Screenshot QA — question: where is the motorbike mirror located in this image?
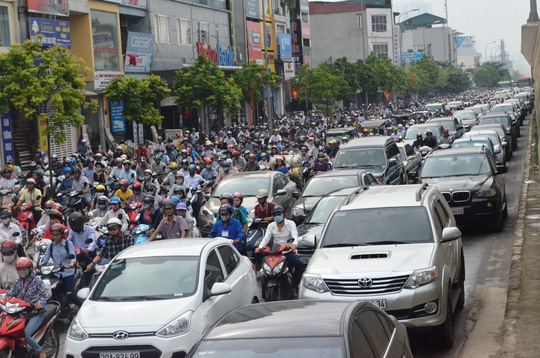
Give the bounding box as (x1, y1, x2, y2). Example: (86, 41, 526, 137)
(292, 192, 299, 199)
(117, 214, 123, 220)
(12, 232, 20, 237)
(85, 238, 94, 244)
(65, 254, 75, 260)
(36, 195, 42, 200)
(287, 238, 295, 243)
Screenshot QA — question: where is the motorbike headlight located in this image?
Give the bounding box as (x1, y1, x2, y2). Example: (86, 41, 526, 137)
(302, 274, 329, 293)
(404, 266, 438, 289)
(263, 263, 272, 276)
(68, 318, 88, 341)
(40, 265, 53, 275)
(475, 188, 497, 198)
(274, 261, 284, 273)
(156, 311, 192, 338)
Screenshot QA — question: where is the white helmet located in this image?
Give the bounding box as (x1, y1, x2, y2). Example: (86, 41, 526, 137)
(255, 189, 269, 198)
(106, 218, 122, 228)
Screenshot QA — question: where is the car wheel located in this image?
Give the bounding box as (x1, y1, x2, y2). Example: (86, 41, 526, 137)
(490, 207, 504, 233)
(512, 139, 517, 151)
(431, 290, 455, 349)
(502, 195, 508, 219)
(456, 254, 465, 309)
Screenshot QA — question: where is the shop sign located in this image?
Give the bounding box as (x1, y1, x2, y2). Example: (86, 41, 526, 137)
(28, 0, 68, 16)
(37, 114, 48, 152)
(279, 33, 292, 61)
(283, 61, 295, 80)
(102, 0, 147, 9)
(245, 0, 260, 19)
(94, 72, 124, 91)
(29, 18, 71, 48)
(392, 25, 400, 66)
(196, 43, 235, 67)
(125, 32, 154, 73)
(247, 21, 263, 65)
(1, 112, 14, 164)
(110, 102, 125, 133)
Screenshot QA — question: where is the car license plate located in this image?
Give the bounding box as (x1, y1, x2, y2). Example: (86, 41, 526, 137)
(99, 352, 140, 358)
(452, 207, 465, 215)
(366, 299, 387, 309)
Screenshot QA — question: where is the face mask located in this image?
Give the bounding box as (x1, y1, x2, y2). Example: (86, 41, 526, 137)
(145, 203, 153, 209)
(177, 211, 186, 217)
(224, 168, 230, 172)
(221, 215, 230, 222)
(1, 218, 9, 226)
(206, 165, 212, 170)
(18, 269, 29, 279)
(4, 254, 16, 264)
(144, 175, 151, 181)
(274, 215, 284, 224)
(189, 172, 195, 177)
(176, 178, 184, 184)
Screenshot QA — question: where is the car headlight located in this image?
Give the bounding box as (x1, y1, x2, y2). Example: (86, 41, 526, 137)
(263, 263, 272, 276)
(156, 311, 192, 338)
(475, 188, 497, 198)
(404, 266, 438, 289)
(302, 274, 329, 293)
(68, 318, 88, 341)
(292, 207, 305, 218)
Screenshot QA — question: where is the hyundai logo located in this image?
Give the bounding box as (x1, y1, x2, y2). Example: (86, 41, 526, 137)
(358, 278, 373, 288)
(112, 331, 129, 340)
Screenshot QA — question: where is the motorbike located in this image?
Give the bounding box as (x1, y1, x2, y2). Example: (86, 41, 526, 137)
(260, 239, 295, 302)
(0, 293, 60, 357)
(0, 188, 14, 207)
(57, 190, 86, 217)
(132, 224, 152, 245)
(125, 201, 142, 230)
(243, 218, 267, 263)
(16, 202, 36, 249)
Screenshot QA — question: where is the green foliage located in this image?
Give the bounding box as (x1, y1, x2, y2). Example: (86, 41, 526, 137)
(291, 63, 342, 104)
(173, 54, 242, 119)
(409, 56, 448, 95)
(0, 39, 96, 144)
(105, 75, 170, 127)
(328, 57, 359, 101)
(472, 62, 510, 88)
(233, 62, 280, 106)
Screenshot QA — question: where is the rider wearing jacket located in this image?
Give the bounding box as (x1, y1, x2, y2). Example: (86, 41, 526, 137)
(98, 197, 129, 232)
(0, 240, 19, 289)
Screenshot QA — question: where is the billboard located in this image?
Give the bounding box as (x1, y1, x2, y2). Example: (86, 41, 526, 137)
(28, 0, 68, 16)
(279, 33, 292, 61)
(29, 18, 71, 49)
(247, 21, 263, 65)
(110, 102, 126, 133)
(125, 32, 154, 73)
(245, 0, 260, 19)
(401, 51, 424, 64)
(456, 36, 475, 56)
(1, 112, 14, 164)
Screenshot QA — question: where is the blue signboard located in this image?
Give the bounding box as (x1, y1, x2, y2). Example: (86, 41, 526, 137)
(401, 51, 424, 64)
(279, 34, 292, 61)
(29, 18, 71, 48)
(125, 32, 154, 73)
(1, 112, 14, 164)
(110, 102, 126, 133)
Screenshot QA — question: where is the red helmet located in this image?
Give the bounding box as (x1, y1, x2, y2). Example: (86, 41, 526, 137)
(52, 203, 64, 212)
(44, 200, 55, 207)
(132, 182, 142, 191)
(119, 179, 129, 186)
(49, 209, 64, 221)
(443, 129, 449, 134)
(1, 240, 16, 253)
(233, 192, 243, 200)
(15, 257, 33, 269)
(248, 154, 256, 160)
(204, 159, 212, 165)
(50, 223, 64, 234)
(232, 150, 239, 156)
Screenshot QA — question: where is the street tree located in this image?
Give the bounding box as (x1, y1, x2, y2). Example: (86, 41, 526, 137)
(473, 65, 500, 88)
(328, 57, 359, 102)
(173, 54, 242, 130)
(410, 56, 448, 95)
(232, 62, 280, 114)
(291, 63, 342, 111)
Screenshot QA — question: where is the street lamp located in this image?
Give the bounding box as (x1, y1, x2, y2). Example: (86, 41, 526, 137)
(484, 41, 497, 64)
(422, 21, 442, 57)
(491, 46, 501, 62)
(398, 9, 419, 25)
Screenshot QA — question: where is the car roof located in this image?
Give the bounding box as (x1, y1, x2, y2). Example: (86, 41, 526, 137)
(428, 147, 488, 157)
(455, 136, 491, 142)
(340, 136, 393, 148)
(480, 112, 509, 119)
(466, 129, 499, 136)
(338, 184, 431, 210)
(220, 171, 274, 180)
(203, 300, 361, 340)
(316, 169, 369, 177)
(116, 238, 225, 259)
(327, 186, 364, 196)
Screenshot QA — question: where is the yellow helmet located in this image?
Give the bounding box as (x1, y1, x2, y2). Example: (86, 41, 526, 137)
(169, 162, 178, 169)
(95, 184, 106, 191)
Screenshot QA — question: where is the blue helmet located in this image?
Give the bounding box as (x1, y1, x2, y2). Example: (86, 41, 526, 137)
(109, 196, 121, 205)
(170, 196, 180, 205)
(62, 167, 72, 175)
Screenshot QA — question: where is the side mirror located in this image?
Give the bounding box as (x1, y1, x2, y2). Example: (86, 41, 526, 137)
(442, 227, 461, 242)
(301, 234, 316, 248)
(36, 195, 42, 201)
(85, 238, 94, 244)
(292, 192, 299, 199)
(65, 254, 75, 260)
(210, 282, 232, 297)
(388, 158, 397, 167)
(275, 189, 287, 196)
(494, 149, 501, 155)
(118, 214, 123, 220)
(77, 287, 90, 300)
(12, 232, 20, 237)
(496, 165, 508, 174)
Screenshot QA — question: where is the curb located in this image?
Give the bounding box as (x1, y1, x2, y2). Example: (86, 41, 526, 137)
(500, 115, 534, 357)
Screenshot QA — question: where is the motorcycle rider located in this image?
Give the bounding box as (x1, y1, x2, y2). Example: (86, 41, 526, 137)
(311, 153, 330, 174)
(41, 209, 67, 241)
(0, 166, 19, 201)
(254, 189, 275, 224)
(8, 257, 47, 358)
(0, 240, 19, 289)
(243, 154, 260, 172)
(200, 159, 217, 183)
(423, 130, 438, 149)
(232, 151, 246, 169)
(138, 195, 161, 227)
(67, 212, 97, 284)
(412, 133, 424, 150)
(184, 164, 205, 189)
(439, 129, 452, 146)
(91, 161, 108, 186)
(273, 156, 290, 176)
(255, 205, 303, 297)
(36, 200, 55, 236)
(0, 209, 22, 250)
(113, 179, 133, 205)
(141, 169, 161, 194)
(72, 167, 91, 210)
(41, 223, 82, 309)
(87, 218, 134, 272)
(17, 178, 43, 222)
(148, 199, 187, 241)
(232, 193, 249, 219)
(215, 161, 234, 185)
(259, 153, 270, 170)
(98, 197, 129, 232)
(208, 204, 244, 252)
(82, 158, 97, 182)
(90, 196, 109, 219)
(176, 203, 196, 237)
(128, 182, 145, 203)
(162, 162, 179, 189)
(56, 167, 75, 195)
(110, 158, 124, 179)
(119, 160, 137, 183)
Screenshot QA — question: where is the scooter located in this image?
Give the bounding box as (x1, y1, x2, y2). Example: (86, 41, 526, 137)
(0, 293, 61, 357)
(132, 224, 152, 245)
(125, 201, 142, 230)
(59, 190, 86, 218)
(243, 218, 267, 263)
(260, 239, 295, 302)
(0, 188, 14, 207)
(16, 202, 36, 248)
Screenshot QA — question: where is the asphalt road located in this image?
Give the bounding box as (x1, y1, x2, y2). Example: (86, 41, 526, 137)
(410, 117, 530, 357)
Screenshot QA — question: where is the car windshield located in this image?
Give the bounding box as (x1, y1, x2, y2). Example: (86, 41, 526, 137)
(303, 176, 358, 196)
(431, 120, 455, 130)
(334, 149, 386, 168)
(192, 337, 344, 358)
(426, 104, 442, 111)
(321, 207, 433, 246)
(452, 140, 491, 151)
(454, 111, 477, 120)
(306, 197, 345, 224)
(91, 256, 199, 301)
(404, 127, 440, 140)
(469, 107, 483, 115)
(214, 177, 270, 197)
(421, 154, 492, 178)
(479, 117, 510, 128)
(476, 126, 505, 137)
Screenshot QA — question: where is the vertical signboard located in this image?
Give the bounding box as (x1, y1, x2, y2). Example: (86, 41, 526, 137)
(125, 32, 154, 73)
(1, 112, 14, 164)
(37, 114, 48, 152)
(245, 0, 260, 19)
(392, 25, 400, 66)
(246, 21, 263, 65)
(110, 102, 126, 133)
(292, 20, 303, 74)
(279, 33, 292, 61)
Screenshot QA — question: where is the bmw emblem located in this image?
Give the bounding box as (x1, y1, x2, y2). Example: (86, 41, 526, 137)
(112, 330, 129, 340)
(358, 278, 373, 288)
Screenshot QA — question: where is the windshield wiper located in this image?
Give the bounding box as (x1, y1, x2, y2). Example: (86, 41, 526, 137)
(97, 296, 122, 302)
(323, 243, 362, 248)
(364, 240, 409, 245)
(118, 295, 163, 301)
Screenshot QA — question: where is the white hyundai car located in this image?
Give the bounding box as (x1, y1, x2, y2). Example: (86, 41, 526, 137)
(64, 239, 259, 358)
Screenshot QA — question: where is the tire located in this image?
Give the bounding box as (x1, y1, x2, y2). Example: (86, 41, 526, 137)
(0, 349, 12, 358)
(490, 208, 504, 233)
(41, 327, 60, 358)
(266, 286, 278, 302)
(457, 255, 465, 309)
(431, 291, 455, 349)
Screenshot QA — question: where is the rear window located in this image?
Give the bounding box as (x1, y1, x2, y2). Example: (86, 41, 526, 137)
(303, 176, 358, 197)
(334, 149, 386, 169)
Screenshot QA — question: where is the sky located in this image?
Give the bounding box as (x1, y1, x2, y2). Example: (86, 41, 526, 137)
(392, 0, 531, 74)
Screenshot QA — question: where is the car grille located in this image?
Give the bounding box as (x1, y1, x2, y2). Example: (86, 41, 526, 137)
(441, 191, 470, 203)
(324, 274, 410, 295)
(82, 345, 162, 358)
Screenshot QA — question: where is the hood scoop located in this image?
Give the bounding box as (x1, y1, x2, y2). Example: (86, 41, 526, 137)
(350, 253, 389, 260)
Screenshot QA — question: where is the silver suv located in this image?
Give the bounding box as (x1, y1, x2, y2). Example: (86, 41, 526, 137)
(299, 184, 465, 348)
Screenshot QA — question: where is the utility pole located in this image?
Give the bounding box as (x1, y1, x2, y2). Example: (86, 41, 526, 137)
(261, 0, 273, 130)
(444, 0, 448, 27)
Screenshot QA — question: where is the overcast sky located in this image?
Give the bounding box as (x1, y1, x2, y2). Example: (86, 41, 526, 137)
(393, 0, 531, 74)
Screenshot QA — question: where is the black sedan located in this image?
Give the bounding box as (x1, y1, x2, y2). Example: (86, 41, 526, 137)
(419, 147, 507, 232)
(187, 300, 413, 358)
(291, 169, 379, 224)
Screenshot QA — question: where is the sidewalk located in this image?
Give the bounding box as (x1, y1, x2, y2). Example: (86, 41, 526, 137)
(501, 114, 540, 357)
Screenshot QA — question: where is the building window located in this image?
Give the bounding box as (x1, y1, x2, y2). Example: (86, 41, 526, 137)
(357, 14, 363, 29)
(0, 5, 10, 47)
(301, 13, 309, 22)
(178, 18, 191, 45)
(373, 43, 388, 59)
(153, 14, 170, 43)
(215, 24, 220, 46)
(371, 15, 387, 32)
(198, 22, 209, 44)
(91, 10, 121, 71)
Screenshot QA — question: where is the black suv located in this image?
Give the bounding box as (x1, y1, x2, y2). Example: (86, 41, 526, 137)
(333, 137, 406, 185)
(478, 112, 518, 150)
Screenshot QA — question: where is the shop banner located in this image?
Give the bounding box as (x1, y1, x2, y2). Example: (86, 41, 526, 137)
(125, 32, 154, 73)
(284, 61, 295, 80)
(456, 36, 475, 56)
(245, 0, 260, 19)
(297, 0, 309, 13)
(247, 21, 263, 65)
(28, 0, 68, 16)
(94, 72, 124, 91)
(102, 0, 147, 9)
(110, 102, 126, 133)
(30, 18, 71, 48)
(1, 112, 14, 164)
(392, 25, 400, 66)
(401, 51, 424, 64)
(279, 33, 292, 61)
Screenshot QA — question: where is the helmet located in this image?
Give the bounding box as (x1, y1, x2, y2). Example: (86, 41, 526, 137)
(174, 185, 185, 194)
(220, 193, 233, 204)
(272, 205, 285, 215)
(49, 209, 63, 222)
(218, 204, 233, 216)
(50, 223, 65, 234)
(175, 171, 184, 178)
(62, 167, 72, 175)
(26, 178, 35, 185)
(204, 159, 212, 165)
(119, 179, 129, 186)
(144, 169, 153, 175)
(181, 159, 189, 166)
(426, 130, 433, 136)
(416, 133, 423, 138)
(68, 212, 84, 233)
(2, 166, 12, 173)
(97, 196, 109, 209)
(255, 189, 269, 198)
(73, 167, 81, 174)
(95, 184, 106, 193)
(122, 159, 131, 165)
(188, 164, 196, 172)
(169, 163, 178, 169)
(162, 199, 176, 210)
(248, 154, 256, 160)
(233, 192, 243, 201)
(232, 150, 239, 156)
(443, 129, 449, 134)
(143, 195, 154, 204)
(222, 161, 231, 167)
(176, 203, 187, 211)
(146, 183, 156, 192)
(52, 203, 64, 212)
(106, 218, 122, 229)
(1, 240, 16, 255)
(170, 196, 180, 205)
(109, 197, 121, 205)
(44, 200, 55, 210)
(15, 257, 33, 269)
(132, 182, 142, 192)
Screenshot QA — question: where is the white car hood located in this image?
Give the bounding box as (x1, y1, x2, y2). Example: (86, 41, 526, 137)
(78, 298, 196, 333)
(309, 243, 435, 276)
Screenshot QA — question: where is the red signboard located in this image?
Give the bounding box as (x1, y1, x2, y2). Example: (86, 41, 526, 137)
(246, 21, 263, 65)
